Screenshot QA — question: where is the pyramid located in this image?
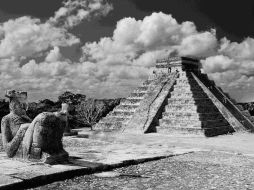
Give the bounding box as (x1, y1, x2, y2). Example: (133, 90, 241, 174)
(93, 77, 160, 131)
(94, 56, 254, 136)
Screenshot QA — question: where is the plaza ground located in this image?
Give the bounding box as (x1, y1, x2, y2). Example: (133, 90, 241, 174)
(1, 129, 254, 189)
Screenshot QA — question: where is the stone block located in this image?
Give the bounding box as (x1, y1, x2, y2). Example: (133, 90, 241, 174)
(0, 175, 23, 188)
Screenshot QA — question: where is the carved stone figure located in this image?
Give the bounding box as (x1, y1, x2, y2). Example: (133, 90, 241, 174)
(61, 103, 78, 136)
(1, 90, 69, 164)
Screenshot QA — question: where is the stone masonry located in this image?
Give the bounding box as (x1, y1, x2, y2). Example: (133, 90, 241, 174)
(157, 70, 234, 136)
(93, 78, 154, 132)
(93, 56, 254, 136)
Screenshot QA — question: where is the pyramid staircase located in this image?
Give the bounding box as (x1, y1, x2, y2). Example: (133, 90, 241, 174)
(94, 78, 155, 132)
(93, 56, 254, 136)
(157, 71, 234, 136)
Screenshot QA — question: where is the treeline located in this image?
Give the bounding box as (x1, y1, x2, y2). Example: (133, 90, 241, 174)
(0, 91, 121, 130)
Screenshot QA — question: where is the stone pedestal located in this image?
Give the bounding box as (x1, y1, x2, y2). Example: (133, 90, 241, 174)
(60, 103, 78, 136)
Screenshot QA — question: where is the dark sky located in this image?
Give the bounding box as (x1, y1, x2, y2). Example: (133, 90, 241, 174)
(128, 0, 254, 42)
(0, 0, 253, 42)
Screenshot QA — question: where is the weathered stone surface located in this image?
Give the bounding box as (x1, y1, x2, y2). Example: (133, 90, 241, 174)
(60, 103, 78, 136)
(123, 73, 178, 134)
(0, 175, 23, 188)
(93, 82, 151, 132)
(1, 90, 69, 164)
(192, 73, 253, 132)
(93, 56, 254, 135)
(41, 151, 254, 190)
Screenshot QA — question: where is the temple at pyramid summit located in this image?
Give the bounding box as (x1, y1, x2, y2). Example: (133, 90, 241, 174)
(94, 56, 254, 137)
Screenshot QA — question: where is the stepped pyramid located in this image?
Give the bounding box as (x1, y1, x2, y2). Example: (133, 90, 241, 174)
(94, 56, 254, 136)
(157, 71, 234, 135)
(94, 77, 161, 131)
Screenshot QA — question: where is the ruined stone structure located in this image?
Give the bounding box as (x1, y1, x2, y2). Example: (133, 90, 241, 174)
(94, 56, 254, 136)
(1, 90, 69, 164)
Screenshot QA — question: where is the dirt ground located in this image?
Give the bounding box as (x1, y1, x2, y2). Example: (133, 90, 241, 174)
(33, 151, 254, 190)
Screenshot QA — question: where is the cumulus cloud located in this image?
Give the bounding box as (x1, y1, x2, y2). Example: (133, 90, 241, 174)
(50, 0, 113, 28)
(82, 12, 217, 63)
(1, 9, 254, 102)
(0, 0, 114, 100)
(178, 30, 218, 57)
(201, 38, 254, 102)
(0, 16, 79, 59)
(79, 12, 254, 102)
(1, 58, 149, 100)
(45, 46, 63, 62)
(0, 0, 113, 59)
(80, 12, 218, 93)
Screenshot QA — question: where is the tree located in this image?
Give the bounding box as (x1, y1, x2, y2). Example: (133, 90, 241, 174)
(76, 99, 105, 129)
(58, 91, 86, 105)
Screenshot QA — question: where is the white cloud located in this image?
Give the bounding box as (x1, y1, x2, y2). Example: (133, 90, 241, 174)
(1, 9, 254, 102)
(79, 12, 254, 102)
(0, 16, 79, 59)
(79, 12, 218, 94)
(82, 12, 217, 63)
(0, 0, 113, 60)
(178, 31, 218, 57)
(201, 54, 254, 102)
(111, 12, 198, 51)
(201, 55, 237, 73)
(219, 37, 254, 60)
(50, 0, 113, 28)
(45, 46, 63, 62)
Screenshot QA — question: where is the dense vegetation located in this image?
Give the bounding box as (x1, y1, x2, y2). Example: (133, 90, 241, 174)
(0, 91, 121, 131)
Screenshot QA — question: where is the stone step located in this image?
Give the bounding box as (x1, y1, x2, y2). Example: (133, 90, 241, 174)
(167, 98, 212, 105)
(165, 105, 219, 113)
(127, 96, 144, 100)
(162, 112, 224, 121)
(174, 83, 201, 88)
(176, 76, 195, 81)
(178, 72, 193, 77)
(134, 88, 148, 94)
(130, 92, 147, 97)
(110, 110, 134, 117)
(121, 98, 141, 105)
(176, 81, 200, 86)
(156, 125, 234, 137)
(117, 104, 139, 111)
(137, 86, 149, 91)
(168, 101, 214, 107)
(173, 88, 204, 93)
(94, 122, 126, 132)
(100, 116, 130, 124)
(173, 85, 203, 91)
(171, 91, 208, 98)
(159, 118, 228, 128)
(157, 126, 204, 135)
(143, 79, 154, 86)
(176, 78, 196, 83)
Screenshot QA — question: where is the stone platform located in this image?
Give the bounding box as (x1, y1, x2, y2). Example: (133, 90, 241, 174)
(2, 129, 254, 189)
(0, 131, 201, 190)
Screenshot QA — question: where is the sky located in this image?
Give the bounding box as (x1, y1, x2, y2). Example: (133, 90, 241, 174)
(0, 0, 254, 102)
